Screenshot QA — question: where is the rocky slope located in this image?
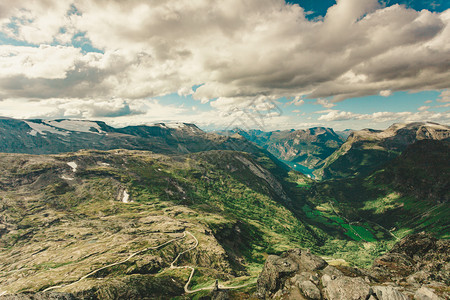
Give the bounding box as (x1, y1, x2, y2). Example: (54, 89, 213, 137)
(314, 122, 450, 180)
(256, 233, 449, 299)
(216, 127, 344, 170)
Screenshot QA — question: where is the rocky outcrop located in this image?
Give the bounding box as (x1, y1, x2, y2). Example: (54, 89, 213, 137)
(256, 248, 375, 299)
(414, 286, 444, 300)
(257, 233, 449, 299)
(373, 286, 408, 300)
(256, 248, 327, 298)
(371, 232, 449, 285)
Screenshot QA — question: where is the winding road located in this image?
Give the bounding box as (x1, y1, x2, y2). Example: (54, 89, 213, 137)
(42, 232, 187, 292)
(41, 230, 253, 295)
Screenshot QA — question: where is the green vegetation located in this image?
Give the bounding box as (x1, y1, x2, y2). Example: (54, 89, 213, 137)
(0, 139, 448, 297)
(0, 149, 320, 297)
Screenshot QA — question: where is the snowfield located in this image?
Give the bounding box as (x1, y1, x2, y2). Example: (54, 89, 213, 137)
(24, 121, 69, 136)
(44, 120, 105, 134)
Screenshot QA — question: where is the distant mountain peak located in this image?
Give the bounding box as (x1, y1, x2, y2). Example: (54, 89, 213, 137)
(315, 121, 450, 180)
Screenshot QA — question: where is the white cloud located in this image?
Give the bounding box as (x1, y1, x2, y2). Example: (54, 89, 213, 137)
(418, 105, 430, 111)
(437, 89, 450, 102)
(379, 90, 392, 97)
(177, 87, 194, 97)
(0, 98, 144, 119)
(317, 109, 450, 124)
(435, 103, 450, 108)
(316, 98, 336, 108)
(287, 96, 305, 106)
(0, 45, 82, 79)
(0, 0, 449, 121)
(318, 110, 361, 121)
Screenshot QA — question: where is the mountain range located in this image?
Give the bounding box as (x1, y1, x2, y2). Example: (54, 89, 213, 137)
(0, 117, 448, 299)
(0, 117, 261, 156)
(216, 122, 450, 180)
(314, 122, 450, 179)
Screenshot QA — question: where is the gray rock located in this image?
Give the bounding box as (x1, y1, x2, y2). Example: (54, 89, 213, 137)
(324, 276, 373, 300)
(296, 249, 328, 271)
(414, 287, 443, 300)
(322, 265, 343, 278)
(309, 274, 320, 286)
(256, 255, 299, 298)
(373, 286, 408, 300)
(407, 271, 433, 284)
(321, 274, 332, 288)
(299, 280, 321, 300)
(291, 272, 315, 283)
(257, 249, 328, 298)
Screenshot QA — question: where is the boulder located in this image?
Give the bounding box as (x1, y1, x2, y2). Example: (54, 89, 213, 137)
(256, 255, 299, 297)
(321, 274, 332, 288)
(373, 286, 408, 300)
(256, 249, 327, 298)
(414, 286, 443, 300)
(371, 233, 449, 284)
(406, 271, 433, 284)
(322, 265, 343, 278)
(298, 280, 321, 300)
(323, 276, 373, 300)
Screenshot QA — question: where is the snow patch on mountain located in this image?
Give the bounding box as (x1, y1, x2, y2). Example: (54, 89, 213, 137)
(67, 162, 78, 172)
(164, 123, 186, 129)
(122, 190, 130, 203)
(61, 175, 74, 181)
(24, 121, 69, 136)
(44, 120, 105, 134)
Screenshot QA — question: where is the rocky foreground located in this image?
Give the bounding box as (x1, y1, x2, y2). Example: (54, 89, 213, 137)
(256, 233, 449, 300)
(0, 233, 448, 299)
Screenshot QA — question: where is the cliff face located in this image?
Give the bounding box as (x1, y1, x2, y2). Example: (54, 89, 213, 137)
(256, 233, 449, 300)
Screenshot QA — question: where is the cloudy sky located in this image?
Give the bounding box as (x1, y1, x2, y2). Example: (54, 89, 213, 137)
(0, 0, 449, 131)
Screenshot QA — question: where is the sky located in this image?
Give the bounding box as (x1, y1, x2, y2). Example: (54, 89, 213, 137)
(0, 0, 449, 131)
